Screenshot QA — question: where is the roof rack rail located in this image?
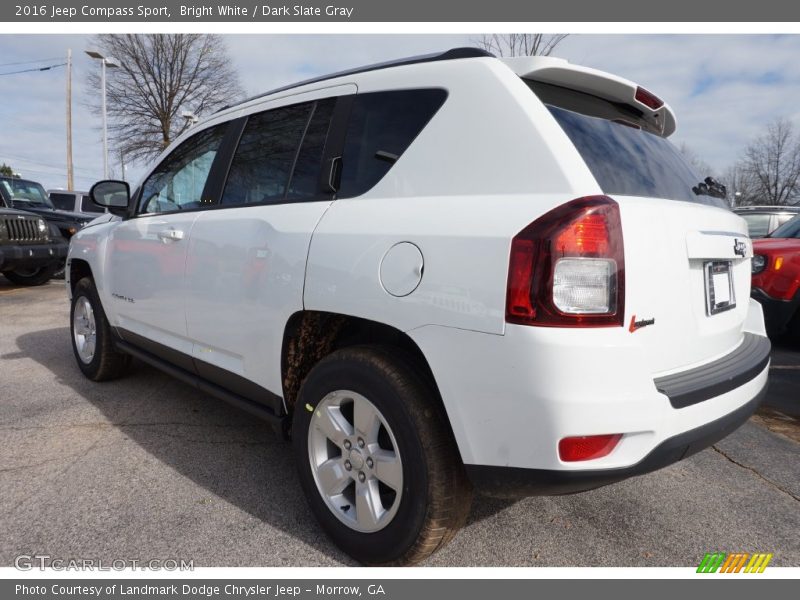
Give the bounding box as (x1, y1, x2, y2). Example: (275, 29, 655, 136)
(217, 47, 494, 113)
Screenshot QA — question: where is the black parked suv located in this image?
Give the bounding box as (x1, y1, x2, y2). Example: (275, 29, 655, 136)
(0, 206, 68, 285)
(0, 176, 94, 239)
(1, 176, 95, 277)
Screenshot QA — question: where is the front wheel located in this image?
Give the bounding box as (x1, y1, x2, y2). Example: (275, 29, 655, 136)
(3, 263, 59, 286)
(70, 277, 131, 381)
(293, 346, 472, 565)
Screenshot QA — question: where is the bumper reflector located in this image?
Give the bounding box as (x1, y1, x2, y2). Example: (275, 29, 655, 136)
(559, 434, 622, 462)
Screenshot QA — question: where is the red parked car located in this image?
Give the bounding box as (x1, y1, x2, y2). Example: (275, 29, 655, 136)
(752, 214, 800, 338)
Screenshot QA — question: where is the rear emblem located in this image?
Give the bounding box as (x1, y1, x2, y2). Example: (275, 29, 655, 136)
(629, 315, 655, 333)
(733, 239, 747, 257)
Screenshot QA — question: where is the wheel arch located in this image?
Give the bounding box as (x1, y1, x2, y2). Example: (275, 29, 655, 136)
(281, 310, 460, 459)
(68, 258, 94, 295)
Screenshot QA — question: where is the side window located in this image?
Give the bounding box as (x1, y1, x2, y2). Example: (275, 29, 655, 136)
(287, 98, 336, 199)
(49, 193, 73, 211)
(139, 124, 227, 215)
(221, 102, 313, 206)
(81, 194, 104, 213)
(338, 89, 447, 198)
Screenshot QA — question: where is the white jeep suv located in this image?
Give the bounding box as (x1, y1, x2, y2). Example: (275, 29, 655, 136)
(67, 48, 770, 565)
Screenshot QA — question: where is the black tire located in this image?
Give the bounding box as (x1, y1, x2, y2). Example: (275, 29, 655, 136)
(292, 345, 472, 565)
(3, 263, 59, 286)
(70, 277, 131, 381)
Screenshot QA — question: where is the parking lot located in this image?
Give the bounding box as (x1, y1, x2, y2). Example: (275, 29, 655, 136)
(1, 278, 798, 567)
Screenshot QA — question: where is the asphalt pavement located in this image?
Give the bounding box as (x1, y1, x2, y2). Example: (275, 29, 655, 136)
(1, 279, 798, 567)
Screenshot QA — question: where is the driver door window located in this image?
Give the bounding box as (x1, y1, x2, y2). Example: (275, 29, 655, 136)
(139, 124, 227, 215)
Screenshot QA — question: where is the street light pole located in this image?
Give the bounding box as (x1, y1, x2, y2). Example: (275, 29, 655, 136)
(100, 57, 108, 179)
(66, 48, 74, 190)
(86, 51, 120, 180)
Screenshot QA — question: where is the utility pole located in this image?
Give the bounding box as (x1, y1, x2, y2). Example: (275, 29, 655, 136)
(66, 48, 74, 190)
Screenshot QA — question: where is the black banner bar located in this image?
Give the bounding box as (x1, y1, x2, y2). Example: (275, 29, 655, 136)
(3, 0, 800, 22)
(3, 579, 796, 600)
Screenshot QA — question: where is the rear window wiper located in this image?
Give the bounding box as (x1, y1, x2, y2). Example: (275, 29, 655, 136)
(692, 176, 727, 200)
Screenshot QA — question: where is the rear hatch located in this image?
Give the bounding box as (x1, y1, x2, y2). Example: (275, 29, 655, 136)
(518, 60, 753, 375)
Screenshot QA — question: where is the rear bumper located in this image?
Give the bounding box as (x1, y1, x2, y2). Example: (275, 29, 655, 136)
(751, 287, 800, 336)
(466, 383, 767, 497)
(0, 241, 68, 272)
(654, 332, 770, 408)
(409, 300, 771, 493)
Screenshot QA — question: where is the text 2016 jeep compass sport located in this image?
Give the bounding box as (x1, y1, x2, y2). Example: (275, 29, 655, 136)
(67, 49, 770, 565)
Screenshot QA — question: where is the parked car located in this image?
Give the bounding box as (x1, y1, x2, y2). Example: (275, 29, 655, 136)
(67, 49, 770, 565)
(733, 205, 800, 238)
(48, 189, 106, 216)
(0, 177, 95, 239)
(752, 214, 800, 338)
(1, 177, 96, 277)
(0, 205, 68, 285)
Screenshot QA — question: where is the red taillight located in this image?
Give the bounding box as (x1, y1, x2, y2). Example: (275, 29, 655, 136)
(506, 239, 536, 321)
(505, 196, 625, 327)
(554, 212, 610, 256)
(635, 86, 664, 110)
(558, 434, 622, 462)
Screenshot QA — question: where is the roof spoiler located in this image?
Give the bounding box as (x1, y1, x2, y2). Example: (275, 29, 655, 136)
(501, 57, 677, 137)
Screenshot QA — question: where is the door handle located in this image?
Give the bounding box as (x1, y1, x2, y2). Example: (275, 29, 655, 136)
(323, 156, 342, 193)
(157, 229, 185, 242)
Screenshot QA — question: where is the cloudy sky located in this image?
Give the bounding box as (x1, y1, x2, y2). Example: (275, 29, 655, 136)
(1, 34, 799, 191)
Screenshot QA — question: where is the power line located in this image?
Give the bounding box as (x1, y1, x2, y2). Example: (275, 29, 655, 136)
(0, 153, 97, 175)
(0, 62, 67, 77)
(0, 56, 63, 68)
(3, 165, 97, 183)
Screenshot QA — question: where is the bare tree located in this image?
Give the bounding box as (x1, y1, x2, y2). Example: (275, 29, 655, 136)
(739, 117, 800, 206)
(87, 34, 243, 164)
(678, 143, 714, 179)
(721, 162, 759, 207)
(474, 34, 569, 57)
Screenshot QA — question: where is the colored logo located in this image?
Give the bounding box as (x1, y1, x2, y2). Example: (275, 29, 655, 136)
(628, 314, 655, 333)
(696, 552, 773, 573)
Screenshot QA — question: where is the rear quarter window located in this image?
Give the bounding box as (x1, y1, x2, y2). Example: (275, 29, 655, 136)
(338, 89, 447, 198)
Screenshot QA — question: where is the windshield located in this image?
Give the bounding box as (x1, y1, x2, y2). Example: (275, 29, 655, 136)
(0, 178, 53, 208)
(526, 81, 726, 208)
(548, 105, 726, 208)
(768, 214, 800, 239)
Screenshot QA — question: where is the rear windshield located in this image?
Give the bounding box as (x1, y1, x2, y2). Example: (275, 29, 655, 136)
(529, 82, 725, 207)
(49, 192, 74, 211)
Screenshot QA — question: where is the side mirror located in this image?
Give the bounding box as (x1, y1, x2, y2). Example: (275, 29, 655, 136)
(90, 180, 131, 216)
